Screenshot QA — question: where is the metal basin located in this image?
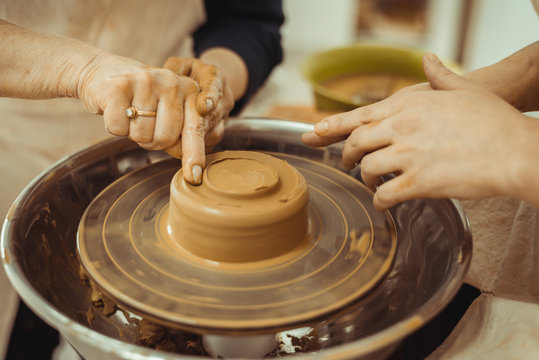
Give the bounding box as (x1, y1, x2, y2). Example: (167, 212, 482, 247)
(2, 118, 471, 359)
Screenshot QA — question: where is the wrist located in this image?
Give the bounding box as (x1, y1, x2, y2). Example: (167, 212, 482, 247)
(199, 47, 248, 101)
(58, 43, 106, 99)
(464, 41, 539, 112)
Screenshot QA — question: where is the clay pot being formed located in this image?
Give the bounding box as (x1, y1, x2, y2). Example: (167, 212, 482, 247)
(167, 151, 310, 262)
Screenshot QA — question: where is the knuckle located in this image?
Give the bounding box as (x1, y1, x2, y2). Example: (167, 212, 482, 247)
(375, 187, 392, 204)
(184, 122, 206, 139)
(346, 137, 359, 151)
(195, 61, 220, 78)
(331, 113, 345, 129)
(206, 64, 219, 77)
(160, 67, 177, 78)
(360, 155, 374, 174)
(401, 92, 421, 106)
(181, 78, 199, 93)
(134, 69, 153, 86)
(357, 105, 373, 120)
(390, 115, 417, 134)
(348, 128, 364, 149)
(154, 133, 177, 148)
(163, 82, 180, 98)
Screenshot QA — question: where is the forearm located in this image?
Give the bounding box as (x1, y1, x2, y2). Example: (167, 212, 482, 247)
(464, 41, 539, 112)
(504, 115, 539, 208)
(199, 47, 248, 101)
(0, 19, 106, 100)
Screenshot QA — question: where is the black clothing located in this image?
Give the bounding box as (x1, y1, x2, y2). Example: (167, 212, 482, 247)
(193, 0, 284, 113)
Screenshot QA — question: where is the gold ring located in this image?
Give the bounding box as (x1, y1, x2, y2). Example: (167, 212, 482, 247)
(125, 106, 157, 119)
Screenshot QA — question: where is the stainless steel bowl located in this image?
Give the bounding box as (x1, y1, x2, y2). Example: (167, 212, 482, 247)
(2, 118, 471, 359)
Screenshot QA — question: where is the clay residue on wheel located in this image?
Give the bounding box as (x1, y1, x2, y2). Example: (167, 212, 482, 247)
(167, 151, 310, 262)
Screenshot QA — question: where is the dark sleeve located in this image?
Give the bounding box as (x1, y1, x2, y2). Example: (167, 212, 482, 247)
(193, 0, 284, 114)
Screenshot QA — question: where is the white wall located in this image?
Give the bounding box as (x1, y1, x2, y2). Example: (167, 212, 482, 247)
(281, 0, 359, 54)
(242, 0, 539, 116)
(280, 0, 538, 69)
(464, 0, 539, 71)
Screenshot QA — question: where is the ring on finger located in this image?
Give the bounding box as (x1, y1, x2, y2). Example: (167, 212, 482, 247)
(125, 106, 156, 119)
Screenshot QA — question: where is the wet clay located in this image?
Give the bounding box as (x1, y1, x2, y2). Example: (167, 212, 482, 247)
(167, 151, 310, 262)
(77, 152, 396, 333)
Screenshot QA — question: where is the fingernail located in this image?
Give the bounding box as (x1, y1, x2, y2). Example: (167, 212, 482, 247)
(192, 165, 202, 185)
(315, 121, 329, 134)
(205, 99, 213, 112)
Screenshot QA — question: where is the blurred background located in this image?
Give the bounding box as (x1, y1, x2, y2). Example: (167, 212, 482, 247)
(242, 0, 539, 118)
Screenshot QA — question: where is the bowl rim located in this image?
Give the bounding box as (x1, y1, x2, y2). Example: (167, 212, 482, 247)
(301, 42, 461, 108)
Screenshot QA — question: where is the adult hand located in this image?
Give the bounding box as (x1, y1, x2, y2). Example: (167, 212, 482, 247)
(79, 54, 233, 185)
(162, 56, 233, 183)
(78, 52, 199, 155)
(302, 53, 533, 210)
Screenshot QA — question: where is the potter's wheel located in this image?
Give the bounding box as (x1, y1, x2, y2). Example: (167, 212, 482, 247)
(3, 119, 472, 360)
(78, 152, 397, 333)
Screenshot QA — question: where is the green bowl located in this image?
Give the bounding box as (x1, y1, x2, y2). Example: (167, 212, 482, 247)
(302, 43, 433, 112)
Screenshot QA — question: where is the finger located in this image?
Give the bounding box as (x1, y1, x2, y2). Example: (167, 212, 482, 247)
(102, 77, 132, 136)
(211, 85, 234, 121)
(206, 99, 224, 131)
(373, 173, 419, 211)
(193, 63, 222, 114)
(301, 131, 347, 148)
(103, 96, 132, 136)
(314, 98, 397, 137)
(129, 109, 156, 144)
(181, 93, 207, 185)
(144, 97, 182, 150)
(423, 53, 472, 91)
(205, 120, 225, 151)
(342, 120, 392, 170)
(162, 78, 199, 159)
(201, 100, 226, 150)
(359, 147, 403, 188)
(128, 72, 158, 144)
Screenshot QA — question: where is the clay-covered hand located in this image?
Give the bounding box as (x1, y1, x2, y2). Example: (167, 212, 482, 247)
(302, 53, 535, 210)
(163, 56, 234, 184)
(78, 52, 200, 153)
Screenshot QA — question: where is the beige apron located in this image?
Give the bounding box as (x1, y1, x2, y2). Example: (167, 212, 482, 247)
(0, 1, 205, 356)
(425, 198, 539, 359)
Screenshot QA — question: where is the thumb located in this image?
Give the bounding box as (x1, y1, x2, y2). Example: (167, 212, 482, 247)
(163, 56, 195, 76)
(423, 53, 470, 91)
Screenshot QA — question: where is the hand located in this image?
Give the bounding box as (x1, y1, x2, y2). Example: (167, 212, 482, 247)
(302, 53, 532, 210)
(163, 56, 234, 183)
(79, 54, 233, 185)
(78, 52, 199, 154)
